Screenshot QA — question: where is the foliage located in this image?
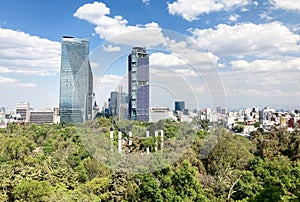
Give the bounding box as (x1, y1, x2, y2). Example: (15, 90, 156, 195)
(254, 121, 261, 128)
(13, 179, 52, 201)
(0, 119, 299, 201)
(232, 124, 245, 133)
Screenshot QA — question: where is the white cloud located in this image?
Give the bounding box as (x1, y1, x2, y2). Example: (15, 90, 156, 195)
(162, 39, 219, 70)
(194, 85, 208, 93)
(230, 58, 300, 72)
(0, 66, 56, 76)
(241, 7, 249, 12)
(270, 0, 300, 11)
(0, 28, 60, 76)
(142, 0, 150, 5)
(167, 0, 251, 21)
(96, 74, 123, 85)
(207, 52, 220, 65)
(74, 2, 165, 46)
(150, 49, 219, 71)
(150, 52, 187, 67)
(0, 76, 17, 83)
(94, 74, 127, 105)
(0, 76, 36, 87)
(228, 14, 240, 22)
(175, 69, 198, 77)
(102, 44, 121, 52)
(226, 88, 300, 97)
(190, 22, 300, 57)
(259, 12, 273, 21)
(73, 2, 110, 24)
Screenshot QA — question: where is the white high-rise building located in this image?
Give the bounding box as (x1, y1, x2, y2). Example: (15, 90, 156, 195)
(15, 102, 30, 122)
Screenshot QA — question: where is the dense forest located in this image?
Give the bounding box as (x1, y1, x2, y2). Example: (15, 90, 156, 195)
(0, 117, 299, 201)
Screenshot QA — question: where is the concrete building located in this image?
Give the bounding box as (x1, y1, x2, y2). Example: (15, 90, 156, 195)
(149, 107, 170, 122)
(15, 102, 30, 122)
(30, 110, 54, 125)
(53, 107, 60, 124)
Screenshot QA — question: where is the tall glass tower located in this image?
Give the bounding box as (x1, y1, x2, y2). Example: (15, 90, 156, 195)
(59, 36, 93, 123)
(128, 47, 149, 121)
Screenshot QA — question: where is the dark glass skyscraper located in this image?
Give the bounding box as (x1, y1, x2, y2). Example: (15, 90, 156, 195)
(59, 36, 93, 123)
(175, 101, 185, 113)
(128, 47, 149, 121)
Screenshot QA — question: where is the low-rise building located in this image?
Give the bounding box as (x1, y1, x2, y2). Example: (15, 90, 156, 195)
(150, 107, 173, 122)
(30, 110, 54, 125)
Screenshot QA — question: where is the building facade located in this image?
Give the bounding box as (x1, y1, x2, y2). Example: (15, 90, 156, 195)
(15, 102, 30, 122)
(149, 107, 171, 122)
(30, 110, 54, 125)
(109, 91, 129, 119)
(59, 36, 93, 123)
(175, 101, 185, 113)
(128, 47, 149, 121)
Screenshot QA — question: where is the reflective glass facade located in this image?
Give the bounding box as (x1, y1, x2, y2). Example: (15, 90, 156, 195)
(109, 91, 129, 119)
(59, 36, 93, 123)
(175, 101, 185, 112)
(128, 47, 149, 121)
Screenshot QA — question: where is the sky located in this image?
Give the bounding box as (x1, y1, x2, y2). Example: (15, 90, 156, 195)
(0, 0, 300, 111)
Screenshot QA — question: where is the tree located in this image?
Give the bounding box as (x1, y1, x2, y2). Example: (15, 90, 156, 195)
(204, 132, 254, 199)
(249, 156, 300, 201)
(136, 174, 163, 202)
(171, 161, 208, 201)
(232, 124, 244, 133)
(254, 121, 261, 128)
(0, 136, 35, 161)
(163, 119, 180, 139)
(13, 179, 52, 201)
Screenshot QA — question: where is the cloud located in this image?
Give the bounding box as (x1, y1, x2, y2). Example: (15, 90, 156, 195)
(175, 69, 198, 77)
(218, 69, 300, 108)
(241, 8, 249, 12)
(102, 44, 121, 52)
(167, 0, 251, 21)
(94, 74, 126, 105)
(270, 0, 300, 11)
(0, 76, 36, 87)
(150, 52, 187, 67)
(142, 0, 150, 5)
(74, 2, 165, 46)
(0, 27, 60, 76)
(194, 85, 208, 93)
(190, 22, 300, 58)
(226, 88, 300, 97)
(259, 12, 273, 21)
(97, 74, 123, 84)
(230, 58, 300, 72)
(73, 2, 110, 24)
(0, 66, 56, 76)
(228, 14, 240, 22)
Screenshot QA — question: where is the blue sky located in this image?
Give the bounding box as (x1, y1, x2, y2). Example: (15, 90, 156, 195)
(0, 0, 300, 110)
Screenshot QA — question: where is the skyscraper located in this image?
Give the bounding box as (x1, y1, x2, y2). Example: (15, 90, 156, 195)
(175, 101, 185, 113)
(108, 91, 129, 119)
(128, 47, 149, 121)
(59, 36, 93, 123)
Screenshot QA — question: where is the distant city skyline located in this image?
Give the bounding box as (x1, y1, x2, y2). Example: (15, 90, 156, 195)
(0, 0, 299, 110)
